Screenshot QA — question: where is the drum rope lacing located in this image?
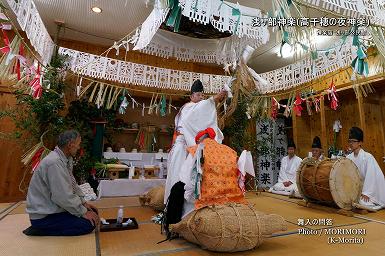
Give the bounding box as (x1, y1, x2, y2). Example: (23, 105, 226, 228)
(299, 159, 335, 204)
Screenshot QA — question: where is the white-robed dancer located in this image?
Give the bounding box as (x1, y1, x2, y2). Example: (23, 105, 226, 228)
(269, 139, 302, 196)
(164, 79, 227, 204)
(346, 127, 385, 211)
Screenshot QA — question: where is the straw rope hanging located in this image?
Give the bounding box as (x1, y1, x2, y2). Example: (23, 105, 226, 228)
(217, 61, 260, 129)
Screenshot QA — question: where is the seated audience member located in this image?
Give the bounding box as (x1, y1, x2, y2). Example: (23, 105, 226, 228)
(269, 139, 302, 197)
(24, 130, 99, 236)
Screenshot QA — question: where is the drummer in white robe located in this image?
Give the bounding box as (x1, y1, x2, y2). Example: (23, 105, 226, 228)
(164, 79, 227, 204)
(346, 127, 385, 211)
(269, 139, 302, 196)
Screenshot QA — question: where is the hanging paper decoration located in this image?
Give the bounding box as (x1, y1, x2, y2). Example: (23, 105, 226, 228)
(135, 127, 148, 151)
(351, 45, 369, 77)
(5, 0, 54, 64)
(283, 96, 292, 118)
(112, 41, 120, 56)
(61, 34, 363, 96)
(132, 1, 170, 50)
(223, 77, 235, 98)
(293, 93, 303, 116)
(15, 44, 25, 80)
(179, 0, 268, 40)
(0, 35, 23, 82)
(31, 147, 45, 171)
(247, 66, 269, 91)
(59, 47, 228, 94)
(305, 99, 312, 116)
(160, 95, 167, 117)
(313, 96, 320, 112)
(327, 80, 338, 110)
(166, 0, 182, 32)
(119, 90, 128, 114)
(0, 29, 10, 54)
(76, 77, 83, 97)
(259, 36, 354, 93)
(29, 64, 42, 99)
(130, 0, 269, 52)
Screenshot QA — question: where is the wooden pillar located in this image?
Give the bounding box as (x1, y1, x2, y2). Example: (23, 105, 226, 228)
(379, 97, 385, 171)
(292, 112, 298, 150)
(357, 95, 366, 137)
(378, 97, 385, 165)
(320, 96, 328, 152)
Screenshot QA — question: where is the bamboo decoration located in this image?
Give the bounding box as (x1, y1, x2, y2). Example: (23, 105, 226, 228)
(154, 93, 159, 115)
(148, 93, 155, 115)
(12, 75, 29, 89)
(99, 84, 108, 107)
(88, 82, 99, 102)
(168, 96, 172, 114)
(21, 130, 50, 167)
(79, 81, 94, 98)
(106, 83, 113, 107)
(95, 83, 105, 107)
(106, 87, 120, 109)
(352, 83, 375, 99)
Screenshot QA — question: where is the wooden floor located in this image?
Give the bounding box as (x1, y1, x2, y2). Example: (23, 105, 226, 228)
(1, 192, 385, 256)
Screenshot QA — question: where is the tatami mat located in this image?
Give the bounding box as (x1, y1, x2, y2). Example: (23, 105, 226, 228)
(245, 193, 367, 229)
(1, 193, 384, 256)
(93, 196, 141, 208)
(96, 206, 300, 235)
(9, 202, 26, 214)
(259, 191, 303, 203)
(98, 206, 158, 223)
(161, 221, 385, 256)
(99, 222, 193, 256)
(0, 203, 12, 213)
(355, 210, 385, 223)
(0, 214, 96, 256)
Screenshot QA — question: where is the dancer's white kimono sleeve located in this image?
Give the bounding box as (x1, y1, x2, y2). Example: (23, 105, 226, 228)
(181, 97, 223, 147)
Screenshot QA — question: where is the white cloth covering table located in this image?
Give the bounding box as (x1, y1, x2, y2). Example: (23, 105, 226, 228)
(97, 178, 166, 198)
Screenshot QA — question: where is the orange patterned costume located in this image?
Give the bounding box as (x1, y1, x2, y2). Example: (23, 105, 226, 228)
(187, 138, 247, 209)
